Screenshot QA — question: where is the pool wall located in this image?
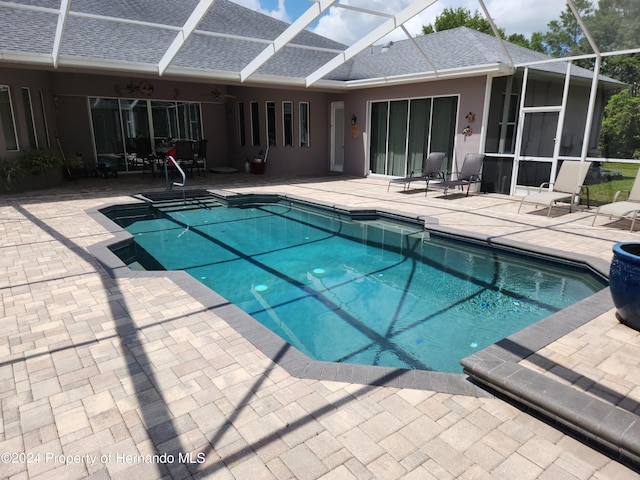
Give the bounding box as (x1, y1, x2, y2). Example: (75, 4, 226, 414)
(87, 189, 611, 396)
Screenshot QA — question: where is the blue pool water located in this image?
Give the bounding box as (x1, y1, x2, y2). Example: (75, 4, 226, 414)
(106, 197, 606, 373)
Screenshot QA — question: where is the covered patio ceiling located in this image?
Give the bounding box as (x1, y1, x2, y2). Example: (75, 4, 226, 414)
(4, 0, 640, 88)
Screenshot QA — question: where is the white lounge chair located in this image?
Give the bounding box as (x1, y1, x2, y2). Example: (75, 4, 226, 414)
(518, 161, 592, 216)
(592, 167, 640, 231)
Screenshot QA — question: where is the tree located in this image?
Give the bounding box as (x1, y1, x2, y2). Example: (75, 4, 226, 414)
(421, 7, 545, 51)
(540, 0, 594, 58)
(527, 0, 640, 158)
(584, 0, 640, 95)
(600, 89, 640, 158)
(421, 7, 501, 37)
(528, 32, 546, 54)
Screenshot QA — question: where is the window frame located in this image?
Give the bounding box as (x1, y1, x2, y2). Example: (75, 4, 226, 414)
(266, 100, 276, 147)
(237, 101, 246, 146)
(250, 101, 260, 146)
(299, 102, 310, 147)
(38, 89, 51, 148)
(21, 87, 38, 149)
(0, 85, 19, 151)
(283, 101, 293, 147)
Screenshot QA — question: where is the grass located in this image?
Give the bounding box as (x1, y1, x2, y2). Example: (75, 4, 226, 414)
(587, 162, 639, 206)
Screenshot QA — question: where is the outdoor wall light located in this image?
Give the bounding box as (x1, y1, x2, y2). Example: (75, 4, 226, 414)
(350, 115, 360, 138)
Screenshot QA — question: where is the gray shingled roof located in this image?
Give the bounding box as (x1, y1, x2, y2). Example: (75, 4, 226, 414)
(342, 27, 613, 83)
(0, 0, 614, 86)
(0, 0, 346, 77)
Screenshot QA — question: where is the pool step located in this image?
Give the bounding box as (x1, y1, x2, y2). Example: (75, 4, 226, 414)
(136, 188, 213, 202)
(154, 198, 222, 213)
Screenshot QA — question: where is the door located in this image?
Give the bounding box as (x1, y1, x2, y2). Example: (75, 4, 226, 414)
(511, 108, 562, 196)
(331, 102, 344, 172)
(510, 65, 570, 196)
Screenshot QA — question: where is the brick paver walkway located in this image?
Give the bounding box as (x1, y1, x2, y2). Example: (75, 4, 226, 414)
(1, 174, 638, 479)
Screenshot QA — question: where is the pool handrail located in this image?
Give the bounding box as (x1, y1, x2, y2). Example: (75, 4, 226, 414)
(165, 155, 186, 190)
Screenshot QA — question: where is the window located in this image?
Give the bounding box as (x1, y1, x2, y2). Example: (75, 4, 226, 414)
(21, 88, 38, 149)
(90, 97, 123, 161)
(283, 101, 293, 147)
(178, 102, 202, 141)
(266, 101, 276, 146)
(238, 102, 246, 146)
(0, 86, 18, 151)
(121, 99, 150, 158)
(299, 102, 309, 147)
(250, 101, 260, 146)
(38, 90, 50, 148)
(151, 101, 179, 139)
(369, 96, 458, 176)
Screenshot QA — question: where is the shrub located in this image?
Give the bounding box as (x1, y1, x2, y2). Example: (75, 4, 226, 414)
(20, 148, 62, 176)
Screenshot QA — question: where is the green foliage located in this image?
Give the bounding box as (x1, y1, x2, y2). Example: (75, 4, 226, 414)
(584, 162, 639, 205)
(19, 148, 62, 176)
(421, 7, 502, 37)
(528, 32, 546, 54)
(540, 0, 594, 58)
(0, 158, 26, 191)
(600, 90, 640, 158)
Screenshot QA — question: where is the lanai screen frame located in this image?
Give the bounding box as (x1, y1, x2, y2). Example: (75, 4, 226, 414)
(5, 0, 640, 191)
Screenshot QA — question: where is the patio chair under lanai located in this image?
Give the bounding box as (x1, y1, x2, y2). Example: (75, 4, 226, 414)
(387, 152, 446, 195)
(518, 160, 592, 216)
(429, 153, 485, 197)
(592, 167, 640, 231)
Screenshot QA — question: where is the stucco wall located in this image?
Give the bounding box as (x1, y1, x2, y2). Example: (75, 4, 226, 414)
(343, 76, 488, 177)
(226, 86, 336, 176)
(0, 67, 56, 160)
(50, 72, 229, 167)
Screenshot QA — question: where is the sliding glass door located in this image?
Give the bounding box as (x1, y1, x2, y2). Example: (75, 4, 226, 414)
(369, 96, 457, 176)
(90, 97, 202, 172)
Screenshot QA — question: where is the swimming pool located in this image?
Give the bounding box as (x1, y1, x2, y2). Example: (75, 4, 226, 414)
(102, 194, 607, 373)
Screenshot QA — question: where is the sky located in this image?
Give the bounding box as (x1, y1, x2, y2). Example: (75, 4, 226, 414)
(230, 0, 569, 46)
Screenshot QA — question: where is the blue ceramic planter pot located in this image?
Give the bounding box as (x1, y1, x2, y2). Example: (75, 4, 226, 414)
(610, 242, 640, 331)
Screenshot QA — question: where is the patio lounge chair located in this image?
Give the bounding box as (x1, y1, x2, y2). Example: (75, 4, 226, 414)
(430, 153, 485, 196)
(518, 160, 592, 216)
(592, 167, 640, 231)
(387, 152, 446, 195)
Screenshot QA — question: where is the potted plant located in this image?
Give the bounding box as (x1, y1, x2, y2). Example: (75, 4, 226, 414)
(0, 158, 26, 191)
(20, 148, 62, 176)
(609, 242, 640, 331)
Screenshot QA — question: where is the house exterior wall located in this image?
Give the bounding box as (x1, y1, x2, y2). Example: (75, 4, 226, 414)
(343, 76, 488, 176)
(226, 86, 336, 176)
(0, 67, 338, 180)
(49, 72, 229, 168)
(0, 67, 56, 160)
(0, 65, 611, 193)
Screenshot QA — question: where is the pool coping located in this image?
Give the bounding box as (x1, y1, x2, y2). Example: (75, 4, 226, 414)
(86, 189, 612, 400)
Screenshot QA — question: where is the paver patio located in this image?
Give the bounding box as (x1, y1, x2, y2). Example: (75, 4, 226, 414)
(1, 173, 639, 479)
